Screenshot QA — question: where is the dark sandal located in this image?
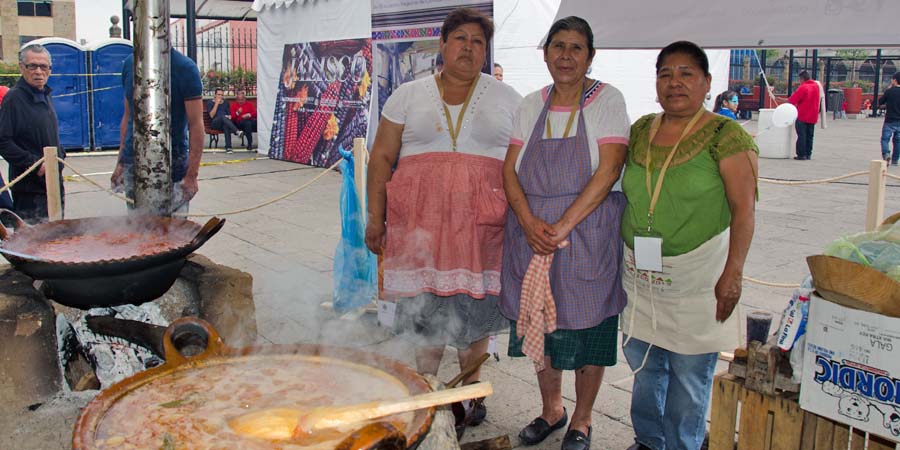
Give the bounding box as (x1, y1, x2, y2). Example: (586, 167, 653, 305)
(561, 426, 592, 450)
(518, 407, 568, 446)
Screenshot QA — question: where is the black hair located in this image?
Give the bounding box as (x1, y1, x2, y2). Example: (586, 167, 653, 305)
(543, 16, 596, 59)
(656, 41, 709, 75)
(441, 8, 494, 44)
(714, 90, 739, 110)
(893, 72, 900, 84)
(798, 70, 811, 81)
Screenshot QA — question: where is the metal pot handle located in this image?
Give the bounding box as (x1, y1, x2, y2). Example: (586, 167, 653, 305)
(189, 217, 226, 249)
(0, 208, 27, 241)
(161, 317, 229, 367)
(335, 422, 408, 450)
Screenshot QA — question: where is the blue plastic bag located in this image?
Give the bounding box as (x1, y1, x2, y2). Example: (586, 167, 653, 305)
(332, 145, 377, 313)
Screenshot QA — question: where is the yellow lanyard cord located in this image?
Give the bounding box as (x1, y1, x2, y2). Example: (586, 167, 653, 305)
(435, 73, 478, 151)
(644, 108, 706, 231)
(545, 85, 583, 139)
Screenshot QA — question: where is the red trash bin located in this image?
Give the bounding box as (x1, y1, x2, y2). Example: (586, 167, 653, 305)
(843, 87, 862, 114)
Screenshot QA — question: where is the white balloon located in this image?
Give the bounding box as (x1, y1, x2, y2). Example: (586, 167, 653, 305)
(771, 103, 798, 128)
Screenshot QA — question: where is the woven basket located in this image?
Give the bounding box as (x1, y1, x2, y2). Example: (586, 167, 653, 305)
(807, 255, 900, 318)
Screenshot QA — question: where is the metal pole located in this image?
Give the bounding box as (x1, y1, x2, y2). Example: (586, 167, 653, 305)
(123, 3, 132, 40)
(872, 49, 882, 118)
(758, 49, 767, 111)
(132, 0, 172, 215)
(186, 0, 197, 62)
(787, 49, 795, 96)
(812, 49, 819, 80)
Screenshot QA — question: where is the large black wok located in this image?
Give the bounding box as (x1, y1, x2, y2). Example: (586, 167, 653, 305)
(0, 210, 224, 308)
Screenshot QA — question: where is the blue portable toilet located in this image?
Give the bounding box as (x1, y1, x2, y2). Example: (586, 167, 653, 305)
(24, 38, 90, 151)
(87, 39, 132, 149)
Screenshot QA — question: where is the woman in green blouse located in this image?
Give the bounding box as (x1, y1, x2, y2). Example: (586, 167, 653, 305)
(620, 41, 758, 450)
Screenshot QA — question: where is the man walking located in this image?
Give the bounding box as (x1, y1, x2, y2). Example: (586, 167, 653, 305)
(0, 44, 65, 224)
(229, 88, 257, 151)
(207, 88, 239, 153)
(879, 73, 900, 166)
(788, 71, 821, 161)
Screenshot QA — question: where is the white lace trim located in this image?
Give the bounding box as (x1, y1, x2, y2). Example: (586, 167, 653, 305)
(384, 268, 501, 298)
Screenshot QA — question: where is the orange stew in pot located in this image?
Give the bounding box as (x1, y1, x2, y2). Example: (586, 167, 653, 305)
(92, 355, 414, 449)
(22, 231, 182, 262)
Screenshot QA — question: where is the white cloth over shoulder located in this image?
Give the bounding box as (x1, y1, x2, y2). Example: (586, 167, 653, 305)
(380, 73, 522, 161)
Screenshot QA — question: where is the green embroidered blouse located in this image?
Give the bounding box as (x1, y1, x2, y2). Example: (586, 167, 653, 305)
(621, 114, 758, 256)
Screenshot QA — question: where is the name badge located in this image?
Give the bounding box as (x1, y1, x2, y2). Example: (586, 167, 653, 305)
(634, 235, 663, 272)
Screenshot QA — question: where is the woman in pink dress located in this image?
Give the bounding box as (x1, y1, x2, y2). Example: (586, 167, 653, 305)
(365, 7, 522, 425)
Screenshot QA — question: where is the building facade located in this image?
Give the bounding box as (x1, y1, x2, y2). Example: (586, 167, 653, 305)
(0, 0, 76, 63)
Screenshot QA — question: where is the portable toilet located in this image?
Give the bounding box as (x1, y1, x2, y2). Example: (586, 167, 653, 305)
(87, 39, 132, 149)
(23, 38, 90, 151)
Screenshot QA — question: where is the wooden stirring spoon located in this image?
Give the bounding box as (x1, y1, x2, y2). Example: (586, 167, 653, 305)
(228, 382, 493, 441)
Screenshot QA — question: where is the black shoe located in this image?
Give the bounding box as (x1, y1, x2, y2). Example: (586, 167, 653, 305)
(793, 156, 803, 160)
(626, 444, 653, 450)
(561, 426, 591, 450)
(519, 408, 567, 446)
(466, 397, 486, 426)
(225, 148, 234, 154)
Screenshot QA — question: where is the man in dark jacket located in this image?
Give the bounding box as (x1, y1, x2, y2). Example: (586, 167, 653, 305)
(879, 73, 900, 165)
(0, 44, 64, 224)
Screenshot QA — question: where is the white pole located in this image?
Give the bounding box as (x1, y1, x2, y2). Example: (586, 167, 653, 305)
(43, 146, 62, 221)
(865, 159, 886, 231)
(353, 137, 367, 225)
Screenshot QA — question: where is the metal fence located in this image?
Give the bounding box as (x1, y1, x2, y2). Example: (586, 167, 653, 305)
(172, 24, 257, 97)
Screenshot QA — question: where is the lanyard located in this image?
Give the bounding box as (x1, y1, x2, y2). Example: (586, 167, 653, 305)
(644, 108, 706, 231)
(545, 85, 583, 139)
(435, 73, 478, 151)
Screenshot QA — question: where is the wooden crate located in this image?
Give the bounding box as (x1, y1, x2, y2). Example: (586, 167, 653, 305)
(709, 374, 898, 450)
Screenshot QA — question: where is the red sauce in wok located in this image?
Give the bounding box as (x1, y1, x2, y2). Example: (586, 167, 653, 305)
(22, 231, 183, 262)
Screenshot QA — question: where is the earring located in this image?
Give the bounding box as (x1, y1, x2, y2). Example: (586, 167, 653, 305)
(705, 92, 711, 100)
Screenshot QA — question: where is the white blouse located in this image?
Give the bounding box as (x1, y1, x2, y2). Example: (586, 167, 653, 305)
(381, 72, 523, 161)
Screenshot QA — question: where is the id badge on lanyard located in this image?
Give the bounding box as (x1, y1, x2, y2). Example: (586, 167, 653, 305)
(634, 229, 663, 272)
(635, 109, 705, 273)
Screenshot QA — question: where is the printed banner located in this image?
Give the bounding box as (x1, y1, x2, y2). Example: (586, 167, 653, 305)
(269, 38, 373, 167)
(371, 1, 492, 119)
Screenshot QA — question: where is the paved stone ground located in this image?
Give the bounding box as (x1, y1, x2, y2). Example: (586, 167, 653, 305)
(4, 115, 899, 449)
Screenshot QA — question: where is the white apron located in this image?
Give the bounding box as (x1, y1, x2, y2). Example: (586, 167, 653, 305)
(622, 229, 740, 355)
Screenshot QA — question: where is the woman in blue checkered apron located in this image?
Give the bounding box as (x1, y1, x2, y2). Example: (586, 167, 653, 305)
(498, 16, 631, 450)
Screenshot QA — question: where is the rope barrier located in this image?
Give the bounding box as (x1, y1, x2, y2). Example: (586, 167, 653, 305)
(742, 276, 801, 289)
(886, 172, 900, 181)
(0, 72, 122, 77)
(185, 158, 343, 217)
(759, 170, 868, 185)
(0, 157, 46, 195)
(58, 159, 134, 204)
(53, 85, 121, 98)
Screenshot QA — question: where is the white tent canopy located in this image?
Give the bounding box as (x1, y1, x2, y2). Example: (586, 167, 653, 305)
(554, 0, 899, 49)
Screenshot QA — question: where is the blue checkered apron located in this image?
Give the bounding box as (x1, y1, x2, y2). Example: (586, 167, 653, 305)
(500, 86, 626, 330)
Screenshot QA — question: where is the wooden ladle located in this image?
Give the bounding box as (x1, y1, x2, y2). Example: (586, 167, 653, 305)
(228, 381, 493, 441)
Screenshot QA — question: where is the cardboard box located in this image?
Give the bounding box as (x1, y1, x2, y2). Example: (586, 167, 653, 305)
(800, 294, 900, 442)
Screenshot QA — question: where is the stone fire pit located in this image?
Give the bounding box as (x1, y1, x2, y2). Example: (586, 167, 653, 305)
(0, 254, 255, 449)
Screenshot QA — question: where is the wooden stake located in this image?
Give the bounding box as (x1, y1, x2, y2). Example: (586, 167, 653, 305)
(353, 137, 367, 225)
(865, 159, 886, 231)
(42, 146, 62, 221)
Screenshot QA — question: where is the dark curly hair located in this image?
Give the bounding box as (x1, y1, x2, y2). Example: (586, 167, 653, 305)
(441, 8, 494, 44)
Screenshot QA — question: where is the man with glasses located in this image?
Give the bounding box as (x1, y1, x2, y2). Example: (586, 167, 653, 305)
(0, 44, 65, 224)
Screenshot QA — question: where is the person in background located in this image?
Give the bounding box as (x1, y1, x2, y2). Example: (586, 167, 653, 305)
(207, 88, 239, 153)
(0, 44, 64, 224)
(493, 62, 504, 81)
(0, 84, 13, 211)
(878, 72, 900, 166)
(112, 49, 204, 212)
(365, 7, 521, 429)
(229, 88, 257, 151)
(788, 70, 820, 161)
(501, 16, 630, 450)
(713, 90, 739, 120)
(620, 41, 757, 450)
